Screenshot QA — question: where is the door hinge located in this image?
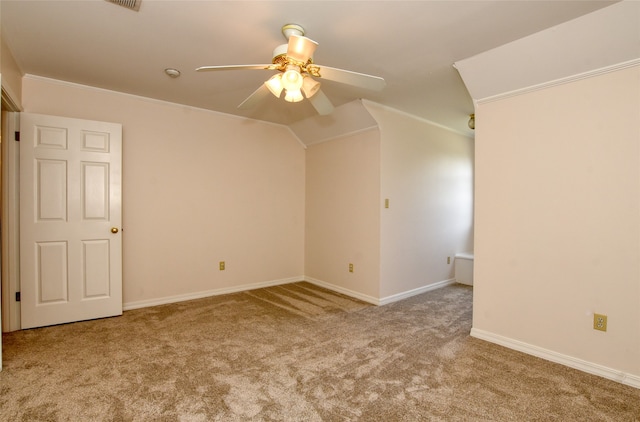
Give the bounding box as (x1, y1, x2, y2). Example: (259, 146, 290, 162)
(15, 131, 20, 142)
(15, 292, 21, 302)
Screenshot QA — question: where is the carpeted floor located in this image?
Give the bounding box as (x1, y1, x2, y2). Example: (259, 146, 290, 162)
(1, 282, 638, 421)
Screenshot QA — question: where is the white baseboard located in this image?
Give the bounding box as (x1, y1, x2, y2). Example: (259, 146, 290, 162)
(123, 276, 455, 311)
(303, 276, 380, 305)
(304, 276, 456, 306)
(123, 276, 303, 311)
(124, 275, 458, 312)
(378, 278, 457, 305)
(471, 328, 640, 390)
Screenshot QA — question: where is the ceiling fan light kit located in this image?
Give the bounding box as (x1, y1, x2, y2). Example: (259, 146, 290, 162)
(265, 72, 320, 103)
(196, 23, 386, 115)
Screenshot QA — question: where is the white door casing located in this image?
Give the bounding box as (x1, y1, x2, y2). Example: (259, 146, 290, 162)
(20, 113, 122, 329)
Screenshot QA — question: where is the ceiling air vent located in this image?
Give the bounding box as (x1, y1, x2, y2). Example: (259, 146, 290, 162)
(106, 0, 141, 11)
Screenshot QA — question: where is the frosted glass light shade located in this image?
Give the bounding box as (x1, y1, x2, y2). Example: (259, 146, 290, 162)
(287, 35, 318, 63)
(265, 74, 284, 97)
(302, 76, 320, 98)
(284, 89, 304, 103)
(282, 66, 304, 91)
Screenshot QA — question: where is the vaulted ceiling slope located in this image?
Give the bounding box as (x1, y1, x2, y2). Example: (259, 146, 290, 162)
(0, 1, 618, 138)
(455, 1, 639, 103)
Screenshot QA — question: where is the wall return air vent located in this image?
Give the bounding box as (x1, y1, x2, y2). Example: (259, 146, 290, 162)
(106, 0, 141, 11)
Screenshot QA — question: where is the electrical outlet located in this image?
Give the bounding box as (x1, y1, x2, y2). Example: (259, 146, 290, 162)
(349, 263, 354, 273)
(219, 261, 225, 271)
(447, 256, 451, 264)
(593, 313, 607, 332)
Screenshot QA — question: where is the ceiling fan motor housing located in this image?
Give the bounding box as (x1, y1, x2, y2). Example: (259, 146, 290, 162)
(272, 43, 289, 65)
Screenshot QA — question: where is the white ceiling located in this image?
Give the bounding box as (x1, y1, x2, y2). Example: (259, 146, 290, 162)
(1, 0, 618, 138)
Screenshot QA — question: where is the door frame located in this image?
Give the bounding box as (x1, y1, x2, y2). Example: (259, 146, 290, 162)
(2, 100, 22, 333)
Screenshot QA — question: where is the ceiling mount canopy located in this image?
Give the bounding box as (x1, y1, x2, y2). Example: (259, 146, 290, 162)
(281, 23, 304, 39)
(196, 23, 386, 116)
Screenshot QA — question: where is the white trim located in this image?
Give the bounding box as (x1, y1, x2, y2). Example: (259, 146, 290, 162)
(471, 328, 640, 390)
(122, 276, 303, 311)
(362, 100, 474, 139)
(304, 276, 456, 306)
(124, 276, 459, 311)
(475, 59, 640, 105)
(1, 112, 21, 332)
(1, 86, 22, 112)
(303, 276, 380, 305)
(378, 278, 457, 306)
(303, 125, 380, 147)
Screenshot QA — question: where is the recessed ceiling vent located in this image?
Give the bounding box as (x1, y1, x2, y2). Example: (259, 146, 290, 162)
(106, 0, 141, 11)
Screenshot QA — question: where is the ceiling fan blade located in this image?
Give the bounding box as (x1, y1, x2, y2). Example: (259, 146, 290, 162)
(315, 65, 386, 91)
(308, 89, 334, 116)
(287, 35, 318, 63)
(196, 64, 275, 72)
(238, 84, 272, 110)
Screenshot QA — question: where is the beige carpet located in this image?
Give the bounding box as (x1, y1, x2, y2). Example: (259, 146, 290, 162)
(1, 282, 638, 421)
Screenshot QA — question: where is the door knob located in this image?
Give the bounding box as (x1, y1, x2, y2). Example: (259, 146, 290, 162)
(111, 227, 119, 234)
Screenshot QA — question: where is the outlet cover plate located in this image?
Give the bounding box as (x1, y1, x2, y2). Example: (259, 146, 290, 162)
(593, 313, 607, 332)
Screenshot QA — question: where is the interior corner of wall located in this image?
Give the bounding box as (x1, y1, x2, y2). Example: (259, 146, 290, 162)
(286, 126, 308, 149)
(289, 100, 380, 146)
(361, 99, 382, 117)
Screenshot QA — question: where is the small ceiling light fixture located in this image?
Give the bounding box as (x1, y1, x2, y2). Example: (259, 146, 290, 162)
(105, 0, 141, 12)
(468, 113, 475, 130)
(164, 68, 181, 78)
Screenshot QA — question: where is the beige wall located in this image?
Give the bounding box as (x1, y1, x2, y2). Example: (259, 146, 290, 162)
(305, 128, 381, 300)
(473, 65, 640, 378)
(366, 103, 474, 299)
(17, 75, 475, 310)
(304, 105, 475, 303)
(21, 76, 306, 306)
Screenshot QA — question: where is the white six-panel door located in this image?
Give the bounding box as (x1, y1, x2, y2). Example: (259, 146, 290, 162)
(20, 113, 122, 329)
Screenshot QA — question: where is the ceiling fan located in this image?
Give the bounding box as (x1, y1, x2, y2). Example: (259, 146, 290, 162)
(196, 24, 386, 116)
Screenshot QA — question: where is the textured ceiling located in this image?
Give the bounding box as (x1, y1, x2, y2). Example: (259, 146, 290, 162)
(1, 1, 618, 138)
